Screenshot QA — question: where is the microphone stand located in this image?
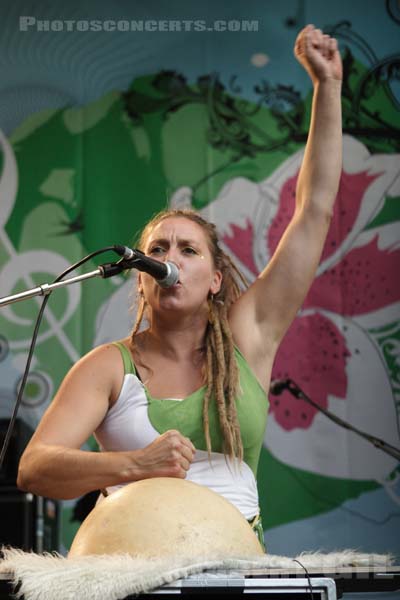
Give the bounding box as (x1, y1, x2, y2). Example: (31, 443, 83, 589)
(274, 379, 400, 462)
(0, 257, 129, 552)
(0, 262, 124, 308)
(0, 256, 127, 466)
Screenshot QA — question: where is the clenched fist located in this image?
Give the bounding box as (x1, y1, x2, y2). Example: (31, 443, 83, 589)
(132, 430, 196, 480)
(295, 24, 342, 84)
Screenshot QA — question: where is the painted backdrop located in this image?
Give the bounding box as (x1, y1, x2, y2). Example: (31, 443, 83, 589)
(0, 0, 399, 557)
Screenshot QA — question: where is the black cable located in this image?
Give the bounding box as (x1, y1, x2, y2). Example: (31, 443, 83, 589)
(0, 246, 121, 470)
(292, 558, 314, 600)
(270, 378, 400, 461)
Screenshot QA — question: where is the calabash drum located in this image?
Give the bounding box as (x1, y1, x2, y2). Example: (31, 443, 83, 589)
(68, 477, 264, 558)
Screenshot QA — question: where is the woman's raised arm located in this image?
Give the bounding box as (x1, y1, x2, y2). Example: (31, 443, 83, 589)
(230, 25, 343, 387)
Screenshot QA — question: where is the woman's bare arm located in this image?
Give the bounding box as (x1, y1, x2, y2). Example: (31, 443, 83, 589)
(230, 26, 343, 388)
(17, 344, 195, 499)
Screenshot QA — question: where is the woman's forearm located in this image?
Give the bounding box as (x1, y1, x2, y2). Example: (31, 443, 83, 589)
(17, 444, 136, 499)
(17, 430, 195, 499)
(296, 78, 342, 214)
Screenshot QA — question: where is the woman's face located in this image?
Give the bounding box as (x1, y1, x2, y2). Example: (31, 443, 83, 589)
(140, 217, 222, 317)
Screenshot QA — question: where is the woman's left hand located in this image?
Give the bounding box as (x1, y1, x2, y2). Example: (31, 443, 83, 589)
(294, 24, 342, 85)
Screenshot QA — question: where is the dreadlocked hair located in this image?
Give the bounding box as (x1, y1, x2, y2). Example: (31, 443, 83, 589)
(130, 208, 248, 462)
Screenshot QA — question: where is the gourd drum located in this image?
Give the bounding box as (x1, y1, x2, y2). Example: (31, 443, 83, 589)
(69, 477, 264, 558)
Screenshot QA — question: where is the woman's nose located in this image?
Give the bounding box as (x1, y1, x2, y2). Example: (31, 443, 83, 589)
(164, 247, 180, 265)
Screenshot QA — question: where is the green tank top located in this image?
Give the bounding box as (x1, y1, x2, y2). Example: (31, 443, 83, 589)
(115, 342, 269, 476)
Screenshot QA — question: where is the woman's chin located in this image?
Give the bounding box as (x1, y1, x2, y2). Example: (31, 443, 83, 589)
(153, 298, 207, 318)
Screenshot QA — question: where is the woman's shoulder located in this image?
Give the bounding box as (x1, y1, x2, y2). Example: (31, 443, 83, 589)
(71, 339, 130, 377)
(76, 340, 131, 404)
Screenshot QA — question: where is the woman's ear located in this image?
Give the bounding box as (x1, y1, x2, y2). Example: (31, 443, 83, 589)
(210, 270, 222, 295)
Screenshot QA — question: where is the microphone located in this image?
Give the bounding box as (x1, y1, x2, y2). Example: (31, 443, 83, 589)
(113, 245, 179, 288)
(269, 379, 290, 395)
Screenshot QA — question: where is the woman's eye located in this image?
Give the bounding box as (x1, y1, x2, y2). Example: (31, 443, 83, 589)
(182, 247, 197, 255)
(149, 246, 165, 255)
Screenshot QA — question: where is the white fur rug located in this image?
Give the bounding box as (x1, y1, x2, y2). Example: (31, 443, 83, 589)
(0, 547, 394, 600)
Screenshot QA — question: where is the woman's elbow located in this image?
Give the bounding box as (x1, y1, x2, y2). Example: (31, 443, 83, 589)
(17, 453, 34, 492)
(17, 447, 46, 494)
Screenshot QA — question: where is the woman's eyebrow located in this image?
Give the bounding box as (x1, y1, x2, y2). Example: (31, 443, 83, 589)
(148, 238, 169, 245)
(148, 238, 200, 247)
(177, 239, 200, 247)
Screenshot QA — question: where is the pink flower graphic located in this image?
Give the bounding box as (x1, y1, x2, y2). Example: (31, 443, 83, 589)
(265, 169, 400, 432)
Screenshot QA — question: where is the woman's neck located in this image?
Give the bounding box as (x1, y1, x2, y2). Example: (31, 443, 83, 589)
(138, 314, 208, 362)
